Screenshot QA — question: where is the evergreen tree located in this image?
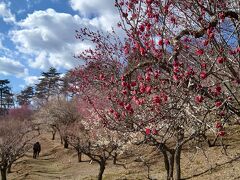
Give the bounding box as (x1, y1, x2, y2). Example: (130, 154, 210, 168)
(0, 80, 14, 116)
(16, 86, 34, 106)
(35, 67, 62, 103)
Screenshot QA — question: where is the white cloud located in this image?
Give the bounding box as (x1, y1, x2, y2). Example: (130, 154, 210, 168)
(0, 2, 15, 23)
(10, 9, 92, 70)
(28, 52, 49, 70)
(69, 0, 119, 30)
(69, 0, 116, 17)
(9, 5, 122, 75)
(24, 76, 39, 85)
(0, 33, 5, 50)
(0, 57, 28, 77)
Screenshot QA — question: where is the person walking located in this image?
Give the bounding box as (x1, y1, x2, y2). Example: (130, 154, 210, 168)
(33, 142, 41, 159)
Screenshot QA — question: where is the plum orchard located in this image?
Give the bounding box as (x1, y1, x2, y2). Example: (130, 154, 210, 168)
(71, 0, 239, 179)
(66, 99, 129, 180)
(37, 97, 129, 180)
(66, 117, 129, 180)
(37, 99, 80, 147)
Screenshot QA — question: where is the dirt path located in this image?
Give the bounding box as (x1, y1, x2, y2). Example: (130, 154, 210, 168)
(8, 134, 128, 180)
(9, 135, 69, 180)
(8, 130, 240, 180)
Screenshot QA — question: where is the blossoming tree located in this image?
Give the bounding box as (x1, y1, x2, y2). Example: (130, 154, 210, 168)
(66, 98, 129, 180)
(71, 0, 239, 179)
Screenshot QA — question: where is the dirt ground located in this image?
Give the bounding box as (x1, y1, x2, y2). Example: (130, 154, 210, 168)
(8, 125, 240, 180)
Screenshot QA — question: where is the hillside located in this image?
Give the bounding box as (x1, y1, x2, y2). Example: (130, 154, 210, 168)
(8, 126, 240, 180)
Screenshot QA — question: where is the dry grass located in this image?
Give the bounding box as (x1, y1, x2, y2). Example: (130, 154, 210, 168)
(8, 125, 240, 180)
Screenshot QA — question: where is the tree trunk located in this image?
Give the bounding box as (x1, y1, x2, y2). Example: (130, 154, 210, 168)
(78, 151, 82, 162)
(162, 149, 170, 177)
(157, 128, 185, 180)
(52, 131, 56, 140)
(174, 127, 184, 180)
(167, 152, 174, 180)
(1, 167, 7, 180)
(113, 152, 117, 165)
(7, 163, 12, 173)
(158, 144, 175, 180)
(98, 162, 105, 180)
(64, 138, 68, 149)
(174, 147, 182, 180)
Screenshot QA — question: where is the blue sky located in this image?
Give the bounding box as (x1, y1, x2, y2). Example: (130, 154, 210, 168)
(0, 0, 118, 93)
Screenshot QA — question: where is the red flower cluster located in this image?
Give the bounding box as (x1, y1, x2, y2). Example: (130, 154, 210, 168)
(215, 122, 225, 137)
(195, 49, 204, 55)
(145, 128, 158, 135)
(215, 101, 222, 107)
(195, 95, 203, 103)
(216, 56, 225, 64)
